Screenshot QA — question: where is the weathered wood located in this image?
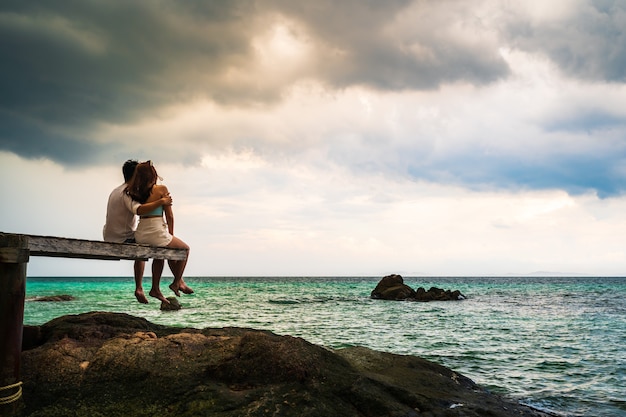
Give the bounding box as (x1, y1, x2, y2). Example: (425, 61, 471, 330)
(0, 235, 27, 413)
(0, 248, 29, 264)
(26, 234, 187, 261)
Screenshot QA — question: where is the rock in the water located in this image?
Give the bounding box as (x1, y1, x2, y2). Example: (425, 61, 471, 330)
(415, 286, 466, 301)
(371, 275, 466, 301)
(160, 296, 181, 311)
(18, 312, 552, 417)
(370, 274, 417, 300)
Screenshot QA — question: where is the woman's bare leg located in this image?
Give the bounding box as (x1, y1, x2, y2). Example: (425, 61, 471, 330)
(167, 236, 193, 296)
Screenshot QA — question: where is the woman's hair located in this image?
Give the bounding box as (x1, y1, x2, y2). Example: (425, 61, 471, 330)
(126, 161, 158, 203)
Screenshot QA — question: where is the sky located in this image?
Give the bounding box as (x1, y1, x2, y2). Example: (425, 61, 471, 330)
(2, 0, 626, 277)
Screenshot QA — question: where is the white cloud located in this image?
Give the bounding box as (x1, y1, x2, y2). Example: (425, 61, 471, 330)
(4, 151, 625, 277)
(513, 0, 583, 22)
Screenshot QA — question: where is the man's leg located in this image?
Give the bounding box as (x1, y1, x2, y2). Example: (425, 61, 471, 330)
(133, 260, 148, 304)
(148, 259, 168, 303)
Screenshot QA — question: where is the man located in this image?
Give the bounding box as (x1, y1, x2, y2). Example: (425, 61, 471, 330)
(103, 159, 172, 303)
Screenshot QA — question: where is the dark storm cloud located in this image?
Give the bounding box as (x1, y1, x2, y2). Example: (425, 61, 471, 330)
(403, 148, 626, 198)
(0, 114, 106, 163)
(504, 1, 626, 82)
(0, 0, 256, 163)
(0, 0, 510, 164)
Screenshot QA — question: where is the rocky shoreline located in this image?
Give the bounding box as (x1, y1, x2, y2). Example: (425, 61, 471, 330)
(11, 311, 557, 417)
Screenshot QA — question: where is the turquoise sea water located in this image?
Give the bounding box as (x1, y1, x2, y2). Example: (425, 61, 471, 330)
(24, 276, 625, 417)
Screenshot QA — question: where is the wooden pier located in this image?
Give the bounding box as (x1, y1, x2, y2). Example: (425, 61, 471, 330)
(0, 232, 188, 413)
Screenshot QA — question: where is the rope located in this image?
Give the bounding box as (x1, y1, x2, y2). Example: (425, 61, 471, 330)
(0, 381, 23, 405)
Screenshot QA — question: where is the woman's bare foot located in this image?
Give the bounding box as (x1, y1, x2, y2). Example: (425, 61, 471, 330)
(135, 289, 149, 304)
(169, 283, 181, 297)
(149, 289, 170, 304)
(179, 283, 194, 295)
(169, 283, 194, 296)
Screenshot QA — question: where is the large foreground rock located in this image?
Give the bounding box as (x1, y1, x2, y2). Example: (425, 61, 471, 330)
(16, 312, 551, 417)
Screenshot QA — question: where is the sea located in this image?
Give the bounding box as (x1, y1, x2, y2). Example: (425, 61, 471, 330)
(23, 276, 625, 417)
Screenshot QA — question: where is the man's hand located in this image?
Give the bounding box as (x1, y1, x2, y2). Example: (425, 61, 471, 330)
(161, 193, 173, 206)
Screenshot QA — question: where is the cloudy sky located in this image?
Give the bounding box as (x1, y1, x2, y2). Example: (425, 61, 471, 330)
(2, 0, 626, 277)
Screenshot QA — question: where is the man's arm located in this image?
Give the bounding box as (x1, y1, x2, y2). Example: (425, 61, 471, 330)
(136, 193, 172, 215)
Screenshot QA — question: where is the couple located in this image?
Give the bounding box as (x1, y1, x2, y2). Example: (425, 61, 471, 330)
(103, 160, 193, 304)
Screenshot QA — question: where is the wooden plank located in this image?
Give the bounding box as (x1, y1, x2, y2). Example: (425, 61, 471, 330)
(25, 234, 188, 261)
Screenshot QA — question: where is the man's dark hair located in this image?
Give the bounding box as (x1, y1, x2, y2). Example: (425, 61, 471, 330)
(122, 159, 139, 182)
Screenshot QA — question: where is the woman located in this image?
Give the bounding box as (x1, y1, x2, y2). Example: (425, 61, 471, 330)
(126, 161, 193, 303)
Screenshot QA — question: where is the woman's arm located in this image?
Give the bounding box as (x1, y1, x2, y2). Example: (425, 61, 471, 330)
(157, 185, 175, 235)
(164, 203, 174, 235)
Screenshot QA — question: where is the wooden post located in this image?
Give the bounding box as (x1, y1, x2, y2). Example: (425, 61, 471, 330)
(0, 234, 29, 412)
